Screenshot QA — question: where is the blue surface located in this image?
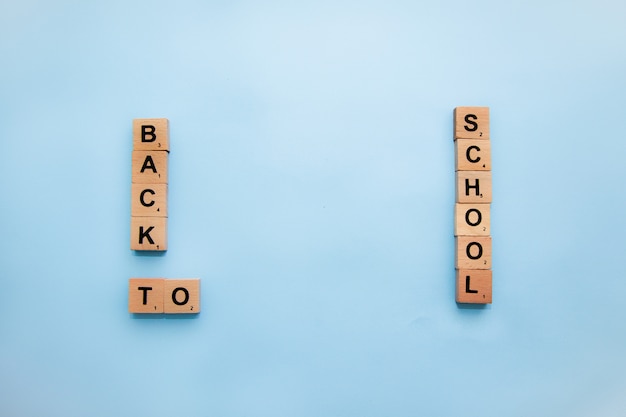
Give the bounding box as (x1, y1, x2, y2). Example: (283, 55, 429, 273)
(1, 1, 626, 416)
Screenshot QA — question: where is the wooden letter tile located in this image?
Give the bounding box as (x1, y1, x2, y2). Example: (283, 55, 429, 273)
(454, 203, 490, 236)
(455, 236, 492, 269)
(133, 118, 169, 152)
(455, 139, 491, 171)
(164, 279, 201, 314)
(130, 216, 168, 251)
(456, 269, 492, 304)
(456, 171, 492, 203)
(131, 184, 168, 217)
(132, 151, 169, 184)
(454, 107, 489, 140)
(129, 278, 164, 313)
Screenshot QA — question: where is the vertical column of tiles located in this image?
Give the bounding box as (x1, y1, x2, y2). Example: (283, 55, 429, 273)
(454, 107, 492, 304)
(131, 118, 169, 251)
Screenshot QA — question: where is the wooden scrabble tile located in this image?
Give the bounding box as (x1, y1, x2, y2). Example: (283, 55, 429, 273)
(133, 118, 169, 151)
(130, 216, 167, 251)
(455, 139, 491, 171)
(128, 278, 165, 313)
(132, 151, 168, 184)
(455, 236, 492, 269)
(164, 279, 201, 314)
(131, 184, 168, 217)
(456, 269, 492, 304)
(456, 171, 492, 203)
(454, 107, 489, 140)
(454, 203, 490, 236)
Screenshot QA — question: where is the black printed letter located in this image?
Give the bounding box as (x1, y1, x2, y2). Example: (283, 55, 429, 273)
(465, 178, 480, 196)
(465, 208, 482, 227)
(138, 286, 153, 304)
(140, 189, 155, 207)
(466, 145, 481, 163)
(138, 226, 155, 244)
(465, 276, 478, 294)
(172, 288, 189, 306)
(140, 155, 157, 173)
(464, 114, 478, 132)
(466, 242, 483, 260)
(141, 125, 156, 142)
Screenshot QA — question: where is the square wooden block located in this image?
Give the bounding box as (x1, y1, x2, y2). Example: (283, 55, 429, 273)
(131, 184, 168, 217)
(164, 279, 201, 314)
(456, 269, 492, 304)
(455, 139, 491, 171)
(454, 107, 489, 140)
(133, 118, 169, 151)
(454, 203, 490, 236)
(130, 216, 167, 251)
(456, 171, 492, 203)
(129, 278, 164, 313)
(132, 151, 168, 184)
(455, 236, 492, 269)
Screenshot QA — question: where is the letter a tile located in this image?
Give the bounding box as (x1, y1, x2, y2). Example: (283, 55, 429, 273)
(132, 151, 169, 184)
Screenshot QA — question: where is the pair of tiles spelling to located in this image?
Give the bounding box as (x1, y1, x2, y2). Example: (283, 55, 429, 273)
(454, 107, 492, 304)
(129, 278, 200, 314)
(131, 119, 169, 251)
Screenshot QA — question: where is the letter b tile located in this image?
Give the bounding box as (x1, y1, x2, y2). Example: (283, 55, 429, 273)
(133, 118, 169, 152)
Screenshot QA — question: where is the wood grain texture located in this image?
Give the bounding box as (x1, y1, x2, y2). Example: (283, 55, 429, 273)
(164, 279, 201, 314)
(131, 184, 168, 217)
(456, 171, 492, 203)
(130, 216, 167, 251)
(456, 269, 492, 304)
(132, 151, 168, 184)
(455, 139, 491, 171)
(455, 236, 492, 269)
(454, 203, 490, 236)
(133, 118, 169, 151)
(128, 278, 165, 313)
(454, 107, 489, 140)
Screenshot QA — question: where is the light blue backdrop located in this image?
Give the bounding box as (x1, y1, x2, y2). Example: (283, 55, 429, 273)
(1, 1, 625, 416)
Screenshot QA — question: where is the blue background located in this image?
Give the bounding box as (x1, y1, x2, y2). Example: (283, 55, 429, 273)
(1, 1, 625, 416)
